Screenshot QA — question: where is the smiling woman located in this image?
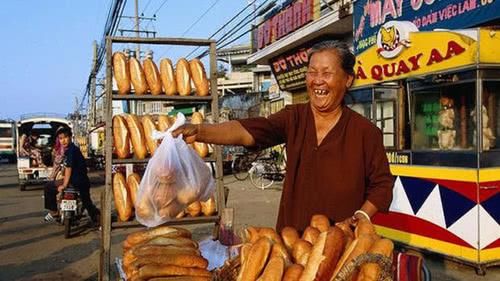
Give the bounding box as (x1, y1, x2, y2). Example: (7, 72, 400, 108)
(171, 40, 394, 232)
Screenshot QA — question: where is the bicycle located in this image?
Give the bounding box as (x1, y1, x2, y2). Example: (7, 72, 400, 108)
(249, 145, 286, 190)
(231, 149, 261, 181)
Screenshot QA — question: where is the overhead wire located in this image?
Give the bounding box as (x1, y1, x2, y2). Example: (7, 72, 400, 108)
(184, 0, 260, 59)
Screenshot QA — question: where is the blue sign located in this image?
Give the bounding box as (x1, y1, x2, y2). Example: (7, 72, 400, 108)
(353, 0, 500, 54)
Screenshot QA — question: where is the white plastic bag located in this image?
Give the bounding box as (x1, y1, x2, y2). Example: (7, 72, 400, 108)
(135, 113, 214, 227)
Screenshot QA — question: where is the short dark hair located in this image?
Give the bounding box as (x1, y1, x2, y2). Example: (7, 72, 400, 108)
(56, 126, 72, 137)
(308, 40, 355, 76)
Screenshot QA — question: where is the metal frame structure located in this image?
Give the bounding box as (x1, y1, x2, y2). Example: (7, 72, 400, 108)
(99, 36, 225, 281)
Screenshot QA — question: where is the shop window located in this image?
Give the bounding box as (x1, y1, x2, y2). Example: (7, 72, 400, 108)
(411, 82, 476, 150)
(481, 81, 499, 150)
(374, 88, 397, 148)
(346, 88, 372, 120)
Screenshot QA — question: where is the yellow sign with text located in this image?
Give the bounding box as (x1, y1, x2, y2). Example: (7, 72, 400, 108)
(353, 30, 479, 87)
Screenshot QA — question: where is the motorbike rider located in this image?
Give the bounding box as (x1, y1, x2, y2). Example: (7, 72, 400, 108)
(43, 127, 100, 225)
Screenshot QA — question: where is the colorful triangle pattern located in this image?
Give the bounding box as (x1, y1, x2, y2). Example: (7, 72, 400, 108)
(387, 176, 500, 250)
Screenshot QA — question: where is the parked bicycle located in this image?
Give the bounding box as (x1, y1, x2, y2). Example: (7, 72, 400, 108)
(249, 145, 286, 190)
(231, 149, 261, 181)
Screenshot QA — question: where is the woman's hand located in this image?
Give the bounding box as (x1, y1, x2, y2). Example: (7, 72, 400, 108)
(171, 124, 199, 144)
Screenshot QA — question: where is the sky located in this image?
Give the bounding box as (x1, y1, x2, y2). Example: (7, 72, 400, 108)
(0, 0, 253, 120)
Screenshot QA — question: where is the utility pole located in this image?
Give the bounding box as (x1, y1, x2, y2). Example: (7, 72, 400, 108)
(135, 0, 140, 57)
(89, 41, 98, 128)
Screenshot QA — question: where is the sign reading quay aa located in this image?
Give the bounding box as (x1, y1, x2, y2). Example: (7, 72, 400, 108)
(353, 0, 500, 54)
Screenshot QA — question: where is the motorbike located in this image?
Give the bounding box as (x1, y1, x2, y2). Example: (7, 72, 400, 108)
(59, 186, 84, 238)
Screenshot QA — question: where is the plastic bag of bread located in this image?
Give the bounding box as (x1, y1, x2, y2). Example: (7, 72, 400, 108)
(135, 112, 215, 227)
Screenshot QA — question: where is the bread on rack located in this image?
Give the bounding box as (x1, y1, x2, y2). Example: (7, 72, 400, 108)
(112, 52, 131, 95)
(113, 115, 131, 159)
(158, 114, 175, 132)
(123, 114, 148, 159)
(186, 201, 202, 217)
(189, 58, 209, 96)
(126, 173, 141, 207)
(143, 56, 163, 95)
(129, 56, 149, 95)
(141, 115, 158, 155)
(190, 112, 209, 157)
(175, 58, 192, 96)
(200, 197, 216, 216)
(113, 172, 133, 221)
(160, 58, 177, 96)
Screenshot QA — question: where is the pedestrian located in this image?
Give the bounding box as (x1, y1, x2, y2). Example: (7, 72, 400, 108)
(44, 127, 100, 225)
(173, 40, 394, 231)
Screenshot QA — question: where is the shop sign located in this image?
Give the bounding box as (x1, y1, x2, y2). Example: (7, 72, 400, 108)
(353, 29, 478, 87)
(353, 0, 500, 54)
(270, 46, 311, 91)
(256, 0, 320, 50)
(386, 151, 410, 164)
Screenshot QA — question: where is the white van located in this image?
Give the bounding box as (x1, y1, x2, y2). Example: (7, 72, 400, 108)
(17, 114, 72, 191)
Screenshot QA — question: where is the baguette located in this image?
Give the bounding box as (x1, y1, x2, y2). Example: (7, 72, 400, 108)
(175, 58, 192, 96)
(143, 56, 162, 95)
(271, 242, 292, 265)
(112, 52, 131, 95)
(189, 58, 209, 96)
(190, 112, 209, 156)
(200, 197, 216, 216)
(160, 58, 177, 95)
(125, 226, 192, 247)
(240, 243, 253, 266)
(356, 239, 394, 281)
(113, 115, 131, 159)
(331, 234, 377, 280)
(335, 222, 355, 250)
(310, 214, 330, 233)
(142, 236, 198, 249)
(129, 56, 149, 95)
(299, 227, 345, 281)
(281, 226, 300, 254)
(283, 264, 304, 281)
(113, 172, 132, 221)
(126, 173, 141, 207)
(141, 115, 158, 155)
(135, 264, 210, 281)
(237, 237, 273, 281)
(186, 201, 202, 217)
(292, 239, 312, 267)
(123, 114, 148, 159)
(302, 226, 320, 245)
(256, 256, 285, 281)
(130, 244, 201, 259)
(128, 253, 207, 270)
(158, 114, 175, 132)
(258, 227, 284, 245)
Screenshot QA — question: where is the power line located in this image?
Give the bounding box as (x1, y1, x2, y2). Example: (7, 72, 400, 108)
(184, 0, 259, 58)
(152, 0, 170, 16)
(141, 0, 153, 15)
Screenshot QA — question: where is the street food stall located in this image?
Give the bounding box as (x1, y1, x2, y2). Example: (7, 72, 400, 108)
(349, 25, 500, 273)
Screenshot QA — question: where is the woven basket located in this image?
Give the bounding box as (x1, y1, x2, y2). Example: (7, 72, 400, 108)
(212, 253, 393, 281)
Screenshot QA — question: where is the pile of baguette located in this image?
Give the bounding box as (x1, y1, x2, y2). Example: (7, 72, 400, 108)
(113, 171, 217, 222)
(113, 51, 209, 96)
(113, 112, 209, 160)
(237, 214, 393, 281)
(122, 226, 211, 281)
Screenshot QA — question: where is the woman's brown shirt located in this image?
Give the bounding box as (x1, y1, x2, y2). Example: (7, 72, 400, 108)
(239, 103, 394, 231)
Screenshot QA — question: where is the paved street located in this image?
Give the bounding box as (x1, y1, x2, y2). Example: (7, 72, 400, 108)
(0, 163, 498, 280)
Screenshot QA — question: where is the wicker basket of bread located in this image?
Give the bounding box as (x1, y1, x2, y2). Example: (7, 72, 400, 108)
(213, 214, 394, 281)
